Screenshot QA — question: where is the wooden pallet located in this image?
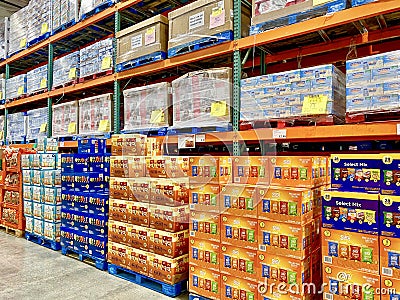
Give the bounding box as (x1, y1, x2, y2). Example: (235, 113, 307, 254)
(346, 110, 400, 124)
(78, 70, 113, 83)
(0, 223, 24, 238)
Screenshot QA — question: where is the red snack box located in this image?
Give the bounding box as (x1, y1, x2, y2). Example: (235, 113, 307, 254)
(166, 156, 190, 178)
(149, 204, 189, 232)
(108, 241, 129, 268)
(127, 247, 149, 276)
(150, 178, 190, 206)
(148, 228, 189, 258)
(148, 253, 189, 285)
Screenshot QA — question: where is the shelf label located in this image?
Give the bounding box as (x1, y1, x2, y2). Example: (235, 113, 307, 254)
(397, 124, 400, 135)
(273, 129, 287, 139)
(68, 122, 77, 134)
(211, 101, 227, 117)
(178, 134, 195, 149)
(145, 27, 156, 46)
(0, 91, 3, 100)
(131, 34, 143, 49)
(41, 23, 49, 34)
(313, 0, 333, 5)
(40, 78, 47, 89)
(40, 123, 47, 133)
(150, 109, 164, 124)
(17, 86, 24, 95)
(0, 131, 4, 140)
(189, 11, 204, 31)
(302, 95, 328, 115)
(210, 8, 225, 29)
(20, 38, 27, 48)
(101, 57, 112, 70)
(69, 68, 77, 79)
(196, 134, 206, 143)
(98, 119, 110, 132)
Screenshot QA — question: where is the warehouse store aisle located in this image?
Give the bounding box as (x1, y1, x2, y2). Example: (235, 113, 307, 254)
(0, 232, 188, 300)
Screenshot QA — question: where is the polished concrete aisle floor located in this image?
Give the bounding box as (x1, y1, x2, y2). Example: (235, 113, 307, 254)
(0, 232, 188, 300)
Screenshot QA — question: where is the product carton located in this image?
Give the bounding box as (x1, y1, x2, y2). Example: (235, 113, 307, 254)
(190, 211, 221, 242)
(232, 156, 269, 185)
(148, 253, 189, 285)
(166, 156, 190, 178)
(381, 154, 400, 196)
(221, 214, 258, 250)
(149, 178, 190, 206)
(190, 184, 220, 213)
(108, 220, 133, 247)
(257, 186, 315, 225)
(189, 156, 232, 184)
(149, 228, 189, 258)
(108, 241, 129, 268)
(146, 156, 168, 178)
(380, 276, 400, 300)
(380, 194, 400, 238)
(311, 247, 323, 292)
(221, 244, 258, 281)
(322, 190, 379, 235)
(380, 236, 400, 279)
(189, 264, 221, 300)
(127, 247, 149, 276)
(321, 228, 379, 275)
(130, 178, 152, 202)
(149, 204, 189, 232)
(322, 264, 380, 300)
(43, 221, 61, 242)
(189, 237, 220, 271)
(220, 184, 257, 218)
(111, 134, 147, 156)
(221, 275, 258, 300)
(110, 178, 132, 200)
(88, 236, 107, 259)
(110, 156, 146, 178)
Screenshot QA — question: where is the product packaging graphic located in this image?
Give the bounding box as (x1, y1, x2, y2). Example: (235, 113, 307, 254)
(380, 276, 400, 300)
(189, 156, 232, 184)
(220, 184, 257, 217)
(220, 275, 258, 300)
(381, 154, 400, 196)
(190, 211, 221, 242)
(189, 264, 221, 300)
(220, 244, 258, 281)
(380, 194, 400, 238)
(190, 237, 220, 271)
(221, 214, 258, 250)
(380, 236, 400, 279)
(232, 156, 270, 185)
(190, 184, 221, 213)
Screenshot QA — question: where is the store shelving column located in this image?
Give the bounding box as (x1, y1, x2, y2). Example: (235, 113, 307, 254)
(47, 43, 54, 138)
(113, 10, 121, 134)
(233, 0, 242, 156)
(4, 63, 9, 144)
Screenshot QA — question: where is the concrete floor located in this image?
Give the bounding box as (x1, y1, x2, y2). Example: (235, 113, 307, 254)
(0, 232, 189, 300)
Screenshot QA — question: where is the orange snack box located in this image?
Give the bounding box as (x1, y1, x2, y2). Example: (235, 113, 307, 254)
(258, 291, 312, 300)
(109, 198, 129, 222)
(110, 177, 132, 200)
(233, 156, 269, 185)
(190, 184, 220, 213)
(257, 186, 315, 225)
(220, 244, 257, 281)
(221, 214, 258, 250)
(221, 275, 258, 300)
(130, 178, 152, 202)
(128, 224, 149, 251)
(189, 156, 232, 184)
(189, 237, 220, 271)
(150, 178, 190, 206)
(220, 184, 257, 218)
(127, 247, 149, 276)
(149, 204, 189, 232)
(380, 236, 400, 279)
(190, 211, 220, 243)
(148, 228, 189, 258)
(146, 156, 168, 178)
(111, 134, 147, 156)
(109, 198, 149, 226)
(166, 156, 190, 178)
(311, 247, 323, 292)
(322, 264, 380, 300)
(380, 276, 400, 300)
(146, 137, 163, 157)
(148, 253, 189, 285)
(108, 220, 131, 246)
(269, 156, 327, 188)
(110, 156, 146, 178)
(108, 241, 129, 268)
(189, 264, 221, 300)
(322, 228, 379, 275)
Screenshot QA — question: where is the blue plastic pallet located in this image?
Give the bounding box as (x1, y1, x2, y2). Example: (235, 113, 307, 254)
(27, 32, 51, 47)
(61, 246, 108, 271)
(7, 48, 26, 58)
(352, 0, 376, 6)
(108, 264, 187, 298)
(116, 51, 167, 72)
(80, 0, 115, 21)
(250, 0, 348, 35)
(168, 30, 233, 58)
(167, 124, 232, 135)
(25, 232, 61, 251)
(121, 127, 168, 137)
(52, 19, 77, 36)
(189, 294, 211, 300)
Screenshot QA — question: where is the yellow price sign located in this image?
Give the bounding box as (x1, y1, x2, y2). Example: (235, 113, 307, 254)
(69, 68, 77, 79)
(210, 101, 228, 117)
(17, 86, 24, 95)
(146, 27, 155, 35)
(212, 7, 223, 17)
(313, 0, 333, 5)
(40, 123, 47, 133)
(150, 109, 165, 124)
(40, 78, 47, 89)
(20, 38, 27, 48)
(68, 122, 77, 134)
(0, 131, 3, 140)
(98, 119, 110, 132)
(101, 57, 112, 70)
(0, 91, 3, 100)
(302, 95, 328, 115)
(41, 23, 49, 34)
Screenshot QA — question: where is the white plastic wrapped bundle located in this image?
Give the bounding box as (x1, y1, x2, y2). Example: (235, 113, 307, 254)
(27, 0, 52, 44)
(0, 77, 4, 100)
(0, 115, 5, 137)
(7, 112, 26, 142)
(79, 93, 113, 135)
(53, 51, 80, 88)
(27, 65, 48, 94)
(123, 82, 172, 131)
(8, 6, 29, 56)
(6, 74, 27, 100)
(52, 0, 79, 31)
(79, 0, 114, 19)
(172, 67, 232, 128)
(52, 101, 79, 137)
(79, 38, 113, 78)
(26, 107, 48, 141)
(0, 18, 6, 59)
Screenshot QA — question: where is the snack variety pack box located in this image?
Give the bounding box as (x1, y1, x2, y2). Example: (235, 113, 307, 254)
(190, 237, 220, 271)
(189, 156, 232, 184)
(149, 178, 190, 206)
(221, 215, 258, 250)
(149, 204, 189, 232)
(111, 134, 147, 156)
(381, 154, 400, 196)
(190, 211, 220, 242)
(110, 156, 147, 178)
(220, 184, 257, 218)
(189, 264, 221, 300)
(232, 156, 270, 185)
(323, 264, 380, 300)
(220, 275, 258, 300)
(380, 194, 400, 238)
(321, 228, 379, 274)
(380, 276, 400, 300)
(220, 244, 257, 281)
(148, 228, 189, 258)
(322, 190, 379, 235)
(380, 236, 400, 279)
(330, 154, 381, 193)
(148, 253, 189, 285)
(190, 184, 220, 213)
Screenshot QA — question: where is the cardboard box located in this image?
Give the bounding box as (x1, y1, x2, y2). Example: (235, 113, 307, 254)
(257, 186, 315, 225)
(221, 214, 258, 250)
(108, 220, 149, 251)
(148, 253, 189, 285)
(189, 156, 232, 184)
(78, 94, 113, 136)
(380, 236, 400, 279)
(221, 275, 258, 300)
(108, 241, 129, 268)
(311, 247, 323, 293)
(221, 245, 257, 281)
(322, 264, 380, 300)
(116, 15, 168, 65)
(257, 219, 315, 260)
(131, 178, 152, 202)
(322, 228, 379, 275)
(149, 178, 190, 206)
(110, 178, 132, 200)
(109, 198, 148, 226)
(111, 134, 147, 156)
(189, 264, 221, 300)
(190, 184, 220, 213)
(380, 276, 400, 300)
(149, 228, 189, 258)
(149, 204, 189, 232)
(190, 211, 220, 242)
(189, 237, 220, 271)
(127, 247, 149, 276)
(381, 154, 400, 196)
(110, 156, 146, 178)
(331, 154, 381, 193)
(146, 156, 168, 178)
(232, 156, 269, 185)
(220, 184, 257, 218)
(322, 190, 379, 235)
(258, 291, 312, 300)
(166, 156, 190, 178)
(380, 194, 400, 238)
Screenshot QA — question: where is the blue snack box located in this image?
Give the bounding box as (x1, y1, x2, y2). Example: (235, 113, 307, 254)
(381, 154, 400, 196)
(87, 215, 107, 238)
(380, 195, 400, 238)
(74, 154, 90, 173)
(89, 154, 111, 173)
(78, 138, 107, 154)
(88, 236, 107, 259)
(88, 194, 108, 217)
(74, 232, 89, 253)
(60, 227, 75, 248)
(61, 154, 75, 173)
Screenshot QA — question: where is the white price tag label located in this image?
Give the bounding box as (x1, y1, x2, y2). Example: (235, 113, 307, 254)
(178, 134, 195, 149)
(273, 129, 287, 139)
(196, 134, 206, 143)
(59, 142, 65, 147)
(397, 124, 400, 135)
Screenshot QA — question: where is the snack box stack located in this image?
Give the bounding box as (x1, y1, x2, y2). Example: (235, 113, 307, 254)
(79, 38, 113, 79)
(52, 0, 79, 33)
(27, 0, 52, 45)
(0, 75, 5, 102)
(0, 18, 6, 59)
(123, 82, 172, 131)
(27, 65, 48, 95)
(78, 93, 113, 136)
(172, 67, 232, 129)
(52, 51, 80, 88)
(8, 5, 29, 56)
(60, 138, 110, 262)
(6, 74, 27, 101)
(0, 115, 5, 139)
(7, 112, 27, 143)
(107, 134, 190, 287)
(22, 142, 62, 243)
(322, 154, 381, 300)
(52, 101, 79, 137)
(26, 107, 49, 142)
(346, 50, 400, 115)
(240, 64, 346, 123)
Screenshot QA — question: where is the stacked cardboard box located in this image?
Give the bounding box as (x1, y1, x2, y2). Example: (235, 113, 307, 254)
(79, 0, 114, 19)
(26, 107, 48, 141)
(241, 64, 346, 122)
(27, 65, 48, 95)
(60, 138, 110, 261)
(79, 38, 113, 79)
(108, 134, 189, 286)
(27, 0, 52, 44)
(6, 74, 27, 100)
(22, 146, 62, 243)
(0, 18, 6, 59)
(53, 51, 80, 88)
(52, 0, 79, 32)
(7, 112, 26, 143)
(52, 101, 79, 137)
(8, 6, 29, 56)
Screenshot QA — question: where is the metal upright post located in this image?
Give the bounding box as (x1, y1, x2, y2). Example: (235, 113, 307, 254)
(233, 0, 242, 156)
(113, 10, 121, 134)
(4, 63, 9, 144)
(47, 43, 54, 137)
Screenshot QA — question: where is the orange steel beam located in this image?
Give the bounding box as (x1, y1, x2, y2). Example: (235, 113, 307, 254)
(116, 0, 142, 11)
(238, 0, 400, 50)
(6, 92, 49, 108)
(116, 42, 234, 80)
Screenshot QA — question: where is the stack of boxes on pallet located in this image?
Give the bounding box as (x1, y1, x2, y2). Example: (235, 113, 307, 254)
(107, 134, 189, 296)
(22, 139, 62, 246)
(189, 156, 328, 300)
(60, 138, 110, 269)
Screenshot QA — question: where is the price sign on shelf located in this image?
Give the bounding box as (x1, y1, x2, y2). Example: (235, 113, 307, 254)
(41, 23, 49, 34)
(210, 101, 227, 117)
(98, 120, 110, 132)
(302, 95, 328, 116)
(273, 129, 287, 139)
(101, 57, 112, 70)
(397, 124, 400, 135)
(69, 68, 77, 79)
(20, 38, 27, 48)
(150, 109, 164, 124)
(40, 78, 47, 89)
(40, 123, 47, 133)
(68, 122, 77, 134)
